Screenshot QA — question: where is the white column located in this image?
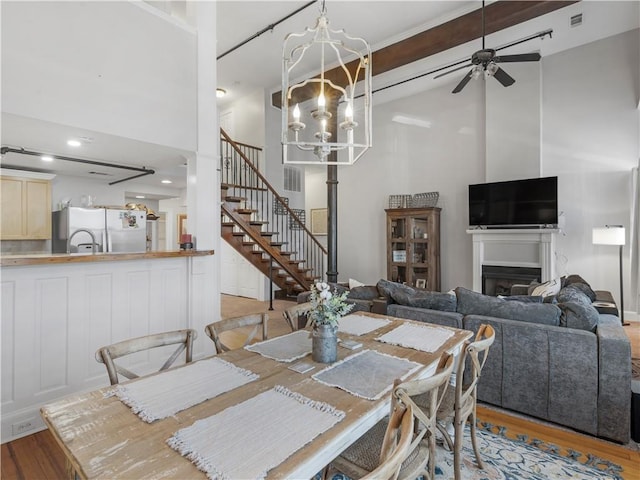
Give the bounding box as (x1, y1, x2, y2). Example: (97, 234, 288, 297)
(472, 236, 484, 292)
(188, 2, 219, 357)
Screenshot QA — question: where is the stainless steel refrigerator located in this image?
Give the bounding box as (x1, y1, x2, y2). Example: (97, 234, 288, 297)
(105, 208, 146, 253)
(52, 207, 147, 253)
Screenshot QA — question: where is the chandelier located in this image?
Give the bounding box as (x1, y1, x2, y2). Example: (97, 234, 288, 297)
(281, 1, 372, 165)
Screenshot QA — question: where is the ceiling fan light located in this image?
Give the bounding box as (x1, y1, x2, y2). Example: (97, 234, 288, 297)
(486, 63, 499, 76)
(471, 66, 483, 79)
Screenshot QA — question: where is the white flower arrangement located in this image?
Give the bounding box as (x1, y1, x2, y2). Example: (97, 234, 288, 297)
(308, 282, 354, 329)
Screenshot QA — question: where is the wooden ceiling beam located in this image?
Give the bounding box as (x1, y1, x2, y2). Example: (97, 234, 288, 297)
(272, 0, 578, 108)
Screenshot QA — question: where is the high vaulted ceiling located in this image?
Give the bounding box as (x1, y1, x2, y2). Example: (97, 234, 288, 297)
(1, 1, 638, 198)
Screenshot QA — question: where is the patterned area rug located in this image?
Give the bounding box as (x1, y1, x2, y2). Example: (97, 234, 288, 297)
(632, 358, 640, 381)
(327, 421, 624, 480)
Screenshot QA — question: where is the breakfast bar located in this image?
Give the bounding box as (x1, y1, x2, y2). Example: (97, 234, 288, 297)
(1, 250, 215, 443)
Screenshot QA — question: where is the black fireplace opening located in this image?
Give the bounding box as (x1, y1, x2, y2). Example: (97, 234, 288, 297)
(482, 265, 541, 296)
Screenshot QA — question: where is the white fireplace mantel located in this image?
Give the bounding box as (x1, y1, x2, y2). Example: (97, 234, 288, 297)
(467, 228, 559, 292)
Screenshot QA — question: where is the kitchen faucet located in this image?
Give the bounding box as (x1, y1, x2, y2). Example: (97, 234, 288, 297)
(67, 229, 97, 254)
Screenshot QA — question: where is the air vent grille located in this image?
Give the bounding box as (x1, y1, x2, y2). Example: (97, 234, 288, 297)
(284, 166, 301, 192)
(570, 13, 583, 27)
(88, 171, 112, 176)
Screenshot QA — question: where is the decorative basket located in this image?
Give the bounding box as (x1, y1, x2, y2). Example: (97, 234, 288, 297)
(412, 192, 439, 208)
(388, 194, 412, 209)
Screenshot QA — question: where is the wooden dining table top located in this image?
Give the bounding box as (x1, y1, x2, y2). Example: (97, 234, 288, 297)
(41, 312, 472, 480)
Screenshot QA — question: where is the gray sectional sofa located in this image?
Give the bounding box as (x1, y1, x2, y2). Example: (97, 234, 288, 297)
(378, 278, 631, 444)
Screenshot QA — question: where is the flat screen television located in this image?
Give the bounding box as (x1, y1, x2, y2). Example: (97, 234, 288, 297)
(468, 176, 558, 228)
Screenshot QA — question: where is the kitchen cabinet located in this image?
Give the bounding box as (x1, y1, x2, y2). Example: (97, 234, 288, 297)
(385, 207, 441, 291)
(1, 175, 52, 239)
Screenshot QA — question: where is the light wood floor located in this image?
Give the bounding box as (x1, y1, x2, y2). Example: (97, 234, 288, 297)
(2, 295, 639, 479)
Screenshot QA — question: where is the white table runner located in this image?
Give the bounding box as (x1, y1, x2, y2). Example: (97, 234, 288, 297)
(338, 314, 391, 336)
(312, 349, 422, 400)
(245, 330, 312, 362)
(168, 385, 345, 480)
(109, 357, 258, 422)
(376, 323, 454, 353)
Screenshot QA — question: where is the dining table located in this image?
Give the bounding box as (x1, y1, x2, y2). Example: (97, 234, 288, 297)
(41, 312, 473, 480)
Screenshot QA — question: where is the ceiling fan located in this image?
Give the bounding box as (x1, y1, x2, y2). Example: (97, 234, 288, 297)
(436, 1, 551, 94)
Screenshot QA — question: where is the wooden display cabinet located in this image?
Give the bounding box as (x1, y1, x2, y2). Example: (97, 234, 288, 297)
(385, 207, 441, 291)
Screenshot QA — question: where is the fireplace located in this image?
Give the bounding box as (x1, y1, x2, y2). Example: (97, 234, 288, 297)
(467, 228, 559, 293)
(482, 265, 541, 296)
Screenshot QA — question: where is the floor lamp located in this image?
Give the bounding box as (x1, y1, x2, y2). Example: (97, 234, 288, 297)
(592, 225, 627, 325)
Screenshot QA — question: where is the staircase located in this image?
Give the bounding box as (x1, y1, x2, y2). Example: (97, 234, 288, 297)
(220, 129, 327, 297)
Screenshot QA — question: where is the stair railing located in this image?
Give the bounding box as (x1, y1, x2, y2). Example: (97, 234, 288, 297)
(220, 129, 327, 290)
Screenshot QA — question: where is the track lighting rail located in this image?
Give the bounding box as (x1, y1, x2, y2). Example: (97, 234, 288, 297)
(0, 146, 155, 185)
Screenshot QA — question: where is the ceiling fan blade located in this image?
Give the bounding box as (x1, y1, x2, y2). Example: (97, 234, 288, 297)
(495, 52, 541, 63)
(492, 67, 515, 87)
(434, 63, 472, 80)
(452, 70, 474, 94)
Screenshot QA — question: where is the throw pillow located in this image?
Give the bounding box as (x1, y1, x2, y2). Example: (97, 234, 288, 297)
(531, 278, 562, 298)
(376, 279, 416, 299)
(558, 301, 599, 332)
(348, 278, 365, 289)
(455, 287, 561, 326)
(348, 285, 380, 300)
(556, 284, 592, 307)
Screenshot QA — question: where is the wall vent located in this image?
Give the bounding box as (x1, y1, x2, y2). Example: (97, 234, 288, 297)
(284, 166, 301, 192)
(570, 13, 583, 27)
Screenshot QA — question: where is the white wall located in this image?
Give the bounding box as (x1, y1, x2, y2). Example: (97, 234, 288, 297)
(336, 79, 485, 289)
(219, 88, 270, 300)
(1, 1, 197, 151)
(542, 29, 639, 315)
(52, 175, 127, 210)
(486, 62, 542, 181)
(280, 29, 639, 321)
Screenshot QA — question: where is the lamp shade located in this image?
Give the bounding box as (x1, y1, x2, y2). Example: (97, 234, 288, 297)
(592, 226, 625, 246)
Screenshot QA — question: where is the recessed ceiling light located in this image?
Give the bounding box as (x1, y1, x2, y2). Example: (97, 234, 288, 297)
(135, 195, 145, 199)
(216, 88, 227, 98)
(67, 139, 82, 147)
(41, 155, 54, 162)
(161, 179, 172, 184)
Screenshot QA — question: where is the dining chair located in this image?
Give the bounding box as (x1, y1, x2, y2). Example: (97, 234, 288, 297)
(330, 352, 455, 480)
(361, 400, 415, 480)
(204, 312, 268, 354)
(95, 329, 197, 385)
(282, 302, 311, 331)
(435, 323, 495, 480)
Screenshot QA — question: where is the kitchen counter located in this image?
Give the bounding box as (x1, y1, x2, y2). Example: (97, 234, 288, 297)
(0, 249, 214, 267)
(1, 247, 217, 443)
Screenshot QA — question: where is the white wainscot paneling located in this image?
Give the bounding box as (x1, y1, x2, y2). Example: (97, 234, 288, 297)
(0, 257, 194, 443)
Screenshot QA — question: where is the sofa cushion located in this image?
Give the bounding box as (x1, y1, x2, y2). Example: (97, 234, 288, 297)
(455, 287, 561, 326)
(558, 301, 599, 332)
(562, 274, 597, 301)
(557, 284, 592, 306)
(347, 285, 380, 300)
(393, 290, 457, 312)
(376, 279, 414, 299)
(501, 295, 543, 303)
(388, 304, 463, 329)
(376, 279, 456, 311)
